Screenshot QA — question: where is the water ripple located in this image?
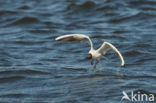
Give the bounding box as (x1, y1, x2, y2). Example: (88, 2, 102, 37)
(12, 17, 39, 25)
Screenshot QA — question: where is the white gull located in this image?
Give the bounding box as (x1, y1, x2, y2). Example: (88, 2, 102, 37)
(55, 34, 125, 68)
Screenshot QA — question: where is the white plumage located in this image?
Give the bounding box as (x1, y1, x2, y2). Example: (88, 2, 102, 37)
(55, 34, 125, 68)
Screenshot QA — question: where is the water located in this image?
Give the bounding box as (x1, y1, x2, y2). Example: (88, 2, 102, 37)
(0, 0, 156, 103)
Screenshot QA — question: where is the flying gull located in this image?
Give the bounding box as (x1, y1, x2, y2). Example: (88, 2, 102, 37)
(55, 34, 125, 68)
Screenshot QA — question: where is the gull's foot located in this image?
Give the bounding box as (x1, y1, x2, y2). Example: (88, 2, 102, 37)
(91, 60, 93, 65)
(94, 64, 96, 68)
(93, 60, 99, 68)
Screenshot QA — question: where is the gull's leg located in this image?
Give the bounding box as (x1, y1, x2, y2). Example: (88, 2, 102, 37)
(91, 59, 93, 65)
(94, 60, 99, 68)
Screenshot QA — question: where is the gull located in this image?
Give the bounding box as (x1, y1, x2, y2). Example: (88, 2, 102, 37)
(55, 34, 125, 68)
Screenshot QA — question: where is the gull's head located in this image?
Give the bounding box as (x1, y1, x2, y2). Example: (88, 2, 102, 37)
(86, 53, 92, 59)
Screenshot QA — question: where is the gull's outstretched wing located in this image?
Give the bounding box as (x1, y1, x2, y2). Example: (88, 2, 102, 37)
(55, 34, 93, 49)
(97, 42, 125, 66)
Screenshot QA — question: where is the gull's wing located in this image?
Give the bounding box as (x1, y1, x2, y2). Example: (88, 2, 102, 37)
(55, 34, 93, 49)
(97, 42, 125, 66)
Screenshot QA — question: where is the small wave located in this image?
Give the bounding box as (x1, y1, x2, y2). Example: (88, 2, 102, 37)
(124, 51, 142, 56)
(0, 58, 12, 67)
(62, 67, 87, 72)
(90, 73, 124, 78)
(134, 43, 151, 48)
(141, 7, 156, 11)
(112, 30, 130, 34)
(25, 48, 47, 53)
(0, 93, 29, 98)
(136, 58, 155, 64)
(79, 1, 96, 8)
(43, 21, 53, 25)
(12, 17, 39, 25)
(109, 12, 154, 23)
(28, 29, 51, 33)
(58, 72, 125, 79)
(129, 0, 156, 5)
(66, 1, 96, 11)
(0, 10, 17, 16)
(96, 6, 114, 11)
(40, 58, 58, 62)
(13, 40, 45, 45)
(66, 3, 77, 10)
(92, 35, 126, 40)
(17, 5, 31, 10)
(17, 69, 50, 75)
(124, 75, 156, 79)
(0, 69, 50, 75)
(0, 76, 25, 83)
